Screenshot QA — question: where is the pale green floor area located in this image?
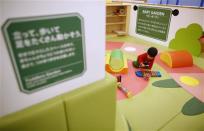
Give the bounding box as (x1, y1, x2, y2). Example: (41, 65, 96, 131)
(110, 36, 204, 131)
(115, 107, 130, 131)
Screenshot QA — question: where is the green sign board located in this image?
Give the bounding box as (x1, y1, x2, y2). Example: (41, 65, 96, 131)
(2, 13, 86, 93)
(136, 6, 172, 41)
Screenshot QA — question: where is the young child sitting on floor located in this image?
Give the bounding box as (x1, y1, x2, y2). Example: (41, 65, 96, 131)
(133, 47, 158, 69)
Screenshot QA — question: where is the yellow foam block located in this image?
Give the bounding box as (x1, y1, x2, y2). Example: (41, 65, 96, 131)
(160, 51, 193, 68)
(106, 53, 111, 65)
(160, 52, 172, 68)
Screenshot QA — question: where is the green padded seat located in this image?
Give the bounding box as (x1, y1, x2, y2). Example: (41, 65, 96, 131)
(0, 96, 67, 131)
(62, 74, 117, 131)
(0, 73, 117, 131)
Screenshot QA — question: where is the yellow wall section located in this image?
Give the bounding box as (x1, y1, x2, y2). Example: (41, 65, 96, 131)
(106, 53, 111, 65)
(106, 0, 112, 3)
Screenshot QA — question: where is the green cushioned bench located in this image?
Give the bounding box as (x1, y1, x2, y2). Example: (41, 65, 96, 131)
(0, 74, 117, 131)
(0, 96, 67, 131)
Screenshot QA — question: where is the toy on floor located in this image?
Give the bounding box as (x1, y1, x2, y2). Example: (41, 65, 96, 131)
(135, 70, 162, 80)
(117, 75, 132, 98)
(143, 72, 151, 81)
(106, 49, 128, 74)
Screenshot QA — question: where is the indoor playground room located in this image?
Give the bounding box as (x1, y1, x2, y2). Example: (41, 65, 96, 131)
(0, 0, 204, 131)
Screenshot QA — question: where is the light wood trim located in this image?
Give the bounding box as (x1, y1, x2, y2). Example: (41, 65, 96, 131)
(106, 22, 126, 25)
(106, 15, 127, 17)
(125, 5, 130, 34)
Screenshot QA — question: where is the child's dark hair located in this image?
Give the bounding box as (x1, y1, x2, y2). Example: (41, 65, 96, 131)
(147, 47, 158, 57)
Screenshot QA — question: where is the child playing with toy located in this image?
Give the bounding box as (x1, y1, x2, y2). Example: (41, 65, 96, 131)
(133, 47, 158, 70)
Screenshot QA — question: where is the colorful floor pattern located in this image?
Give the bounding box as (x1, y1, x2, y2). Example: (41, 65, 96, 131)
(107, 37, 204, 131)
(112, 60, 149, 100)
(106, 42, 204, 102)
(106, 41, 150, 100)
(171, 73, 204, 102)
(106, 41, 204, 102)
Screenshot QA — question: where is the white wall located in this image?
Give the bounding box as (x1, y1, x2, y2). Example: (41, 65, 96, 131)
(0, 0, 105, 116)
(203, 14, 204, 31)
(0, 2, 3, 116)
(129, 4, 204, 46)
